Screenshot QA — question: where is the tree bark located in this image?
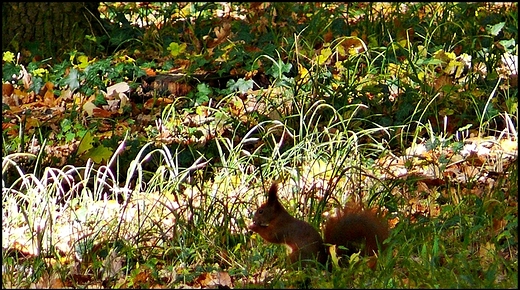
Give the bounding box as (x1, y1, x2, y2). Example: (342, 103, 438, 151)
(2, 2, 101, 59)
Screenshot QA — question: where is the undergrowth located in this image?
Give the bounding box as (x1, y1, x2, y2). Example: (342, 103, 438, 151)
(2, 2, 517, 289)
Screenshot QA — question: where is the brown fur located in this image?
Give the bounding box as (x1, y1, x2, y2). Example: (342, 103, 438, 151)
(249, 183, 389, 269)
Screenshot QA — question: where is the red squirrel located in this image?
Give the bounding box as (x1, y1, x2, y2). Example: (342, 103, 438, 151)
(248, 183, 389, 269)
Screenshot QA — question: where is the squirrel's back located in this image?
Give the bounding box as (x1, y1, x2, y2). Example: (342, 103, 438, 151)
(324, 203, 389, 258)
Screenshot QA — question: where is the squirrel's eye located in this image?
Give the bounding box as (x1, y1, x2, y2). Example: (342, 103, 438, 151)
(258, 209, 263, 214)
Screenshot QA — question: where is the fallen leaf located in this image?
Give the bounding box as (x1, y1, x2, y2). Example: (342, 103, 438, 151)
(83, 101, 98, 117)
(92, 107, 115, 118)
(144, 67, 156, 76)
(2, 82, 14, 96)
(43, 88, 56, 107)
(144, 97, 173, 110)
(106, 82, 130, 98)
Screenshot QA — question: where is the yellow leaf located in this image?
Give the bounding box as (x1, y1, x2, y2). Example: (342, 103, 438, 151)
(32, 68, 48, 77)
(180, 3, 192, 17)
(445, 60, 464, 78)
(297, 63, 309, 83)
(77, 55, 90, 69)
(316, 47, 332, 65)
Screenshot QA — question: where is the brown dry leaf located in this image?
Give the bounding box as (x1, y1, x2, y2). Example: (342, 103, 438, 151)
(229, 96, 246, 120)
(493, 218, 508, 235)
(2, 94, 21, 107)
(387, 216, 400, 229)
(29, 271, 66, 288)
(462, 165, 480, 180)
(103, 248, 124, 281)
(443, 164, 461, 180)
(2, 82, 14, 96)
(144, 67, 156, 76)
(416, 181, 430, 195)
(5, 241, 34, 258)
(210, 21, 232, 48)
(323, 30, 334, 43)
(429, 203, 441, 217)
(408, 197, 429, 217)
(194, 272, 213, 287)
(69, 274, 95, 286)
(133, 269, 153, 286)
(433, 74, 454, 94)
(194, 271, 232, 288)
(43, 87, 56, 107)
(245, 45, 261, 53)
(13, 88, 29, 103)
(215, 271, 232, 288)
(144, 97, 173, 110)
(338, 36, 367, 55)
(24, 116, 41, 131)
(40, 81, 54, 93)
(2, 122, 18, 136)
(92, 107, 115, 118)
(83, 100, 98, 117)
(461, 186, 485, 197)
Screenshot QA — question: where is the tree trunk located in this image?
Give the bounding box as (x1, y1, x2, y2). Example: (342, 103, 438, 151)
(2, 2, 101, 59)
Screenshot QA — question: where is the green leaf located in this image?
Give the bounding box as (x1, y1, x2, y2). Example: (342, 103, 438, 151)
(486, 22, 505, 36)
(499, 38, 516, 52)
(317, 47, 332, 65)
(65, 132, 76, 143)
(228, 78, 254, 94)
(77, 131, 94, 155)
(94, 92, 107, 106)
(195, 83, 212, 104)
(267, 61, 292, 79)
(2, 62, 20, 81)
(167, 42, 187, 57)
(65, 68, 80, 91)
(30, 77, 44, 94)
(82, 145, 113, 163)
(196, 83, 212, 96)
(61, 119, 72, 132)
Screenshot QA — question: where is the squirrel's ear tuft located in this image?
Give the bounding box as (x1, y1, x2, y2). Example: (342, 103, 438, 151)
(267, 183, 278, 203)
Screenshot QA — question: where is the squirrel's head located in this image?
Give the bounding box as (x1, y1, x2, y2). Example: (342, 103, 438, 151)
(248, 183, 284, 231)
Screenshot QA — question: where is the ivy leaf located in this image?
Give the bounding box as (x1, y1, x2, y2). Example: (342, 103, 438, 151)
(227, 78, 254, 94)
(30, 77, 44, 94)
(195, 83, 212, 104)
(486, 22, 505, 36)
(2, 62, 20, 80)
(65, 68, 80, 91)
(499, 38, 516, 52)
(167, 42, 187, 57)
(267, 61, 292, 79)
